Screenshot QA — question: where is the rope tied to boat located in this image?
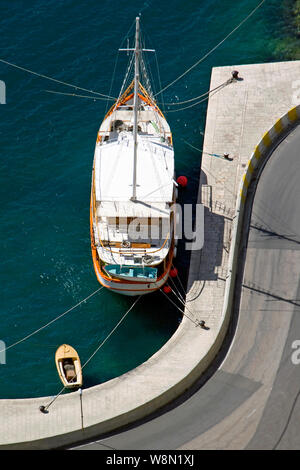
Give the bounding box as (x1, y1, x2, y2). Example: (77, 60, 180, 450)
(161, 264, 210, 329)
(161, 78, 233, 107)
(40, 295, 141, 413)
(154, 0, 266, 97)
(0, 287, 104, 355)
(164, 78, 234, 113)
(160, 288, 199, 327)
(0, 58, 117, 100)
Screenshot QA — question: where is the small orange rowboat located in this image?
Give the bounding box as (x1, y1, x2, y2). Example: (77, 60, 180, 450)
(55, 344, 83, 389)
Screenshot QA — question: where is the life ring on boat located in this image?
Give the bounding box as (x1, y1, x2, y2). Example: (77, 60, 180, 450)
(121, 240, 131, 248)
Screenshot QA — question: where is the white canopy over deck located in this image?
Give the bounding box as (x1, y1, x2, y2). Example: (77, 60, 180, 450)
(94, 132, 174, 204)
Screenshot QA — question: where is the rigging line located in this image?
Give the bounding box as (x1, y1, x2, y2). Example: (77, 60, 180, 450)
(0, 287, 104, 355)
(154, 50, 165, 112)
(43, 89, 115, 101)
(140, 49, 154, 99)
(105, 50, 121, 113)
(154, 0, 266, 97)
(43, 295, 141, 411)
(116, 52, 135, 104)
(105, 18, 136, 113)
(139, 24, 159, 103)
(141, 33, 156, 99)
(162, 79, 232, 106)
(141, 30, 156, 97)
(0, 58, 116, 100)
(122, 17, 137, 48)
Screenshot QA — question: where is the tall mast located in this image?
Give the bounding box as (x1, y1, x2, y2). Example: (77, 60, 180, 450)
(131, 16, 140, 201)
(119, 18, 155, 201)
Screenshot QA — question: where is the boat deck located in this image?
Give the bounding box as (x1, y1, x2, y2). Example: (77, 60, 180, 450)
(98, 100, 172, 141)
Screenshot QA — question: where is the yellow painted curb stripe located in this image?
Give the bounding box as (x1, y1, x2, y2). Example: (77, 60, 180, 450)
(262, 131, 272, 148)
(242, 174, 250, 188)
(288, 107, 298, 122)
(240, 189, 246, 204)
(240, 105, 299, 207)
(274, 118, 284, 134)
(248, 160, 254, 174)
(253, 146, 262, 160)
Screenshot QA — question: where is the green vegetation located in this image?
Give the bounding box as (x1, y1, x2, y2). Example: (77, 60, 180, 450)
(273, 0, 300, 60)
(295, 0, 300, 34)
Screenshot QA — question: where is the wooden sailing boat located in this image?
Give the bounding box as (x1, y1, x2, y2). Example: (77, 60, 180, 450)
(90, 17, 176, 296)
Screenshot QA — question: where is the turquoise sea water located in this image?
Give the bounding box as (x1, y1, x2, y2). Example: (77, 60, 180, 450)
(0, 0, 290, 398)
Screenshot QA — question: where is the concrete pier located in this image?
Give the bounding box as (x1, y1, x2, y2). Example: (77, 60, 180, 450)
(74, 62, 300, 451)
(0, 60, 299, 449)
(187, 60, 300, 337)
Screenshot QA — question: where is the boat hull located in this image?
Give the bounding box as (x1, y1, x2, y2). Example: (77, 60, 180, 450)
(90, 180, 175, 296)
(92, 255, 172, 296)
(90, 78, 175, 296)
(55, 344, 83, 389)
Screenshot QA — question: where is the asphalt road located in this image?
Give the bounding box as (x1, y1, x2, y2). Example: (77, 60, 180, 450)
(71, 124, 300, 450)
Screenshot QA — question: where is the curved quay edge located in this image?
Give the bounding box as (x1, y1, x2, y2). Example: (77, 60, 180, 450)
(0, 105, 299, 450)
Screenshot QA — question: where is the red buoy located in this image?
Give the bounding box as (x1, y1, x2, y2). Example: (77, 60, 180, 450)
(177, 175, 188, 187)
(163, 285, 172, 294)
(170, 267, 178, 278)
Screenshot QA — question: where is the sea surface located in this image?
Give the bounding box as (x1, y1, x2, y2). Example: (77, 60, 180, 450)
(0, 0, 292, 398)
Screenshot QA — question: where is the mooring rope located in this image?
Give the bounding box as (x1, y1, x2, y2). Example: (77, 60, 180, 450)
(43, 89, 114, 101)
(167, 274, 196, 321)
(162, 79, 232, 106)
(164, 79, 232, 112)
(168, 274, 186, 304)
(171, 264, 188, 299)
(154, 0, 266, 97)
(42, 295, 141, 411)
(0, 287, 104, 355)
(160, 288, 199, 327)
(82, 295, 141, 369)
(0, 58, 116, 100)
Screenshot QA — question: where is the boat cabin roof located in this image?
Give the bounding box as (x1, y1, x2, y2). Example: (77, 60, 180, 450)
(94, 132, 174, 203)
(97, 201, 170, 219)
